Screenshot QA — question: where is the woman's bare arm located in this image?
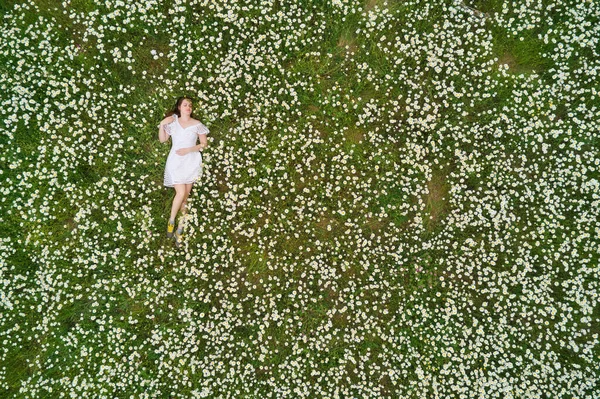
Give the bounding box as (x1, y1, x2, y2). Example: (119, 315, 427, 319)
(158, 116, 175, 143)
(198, 133, 208, 151)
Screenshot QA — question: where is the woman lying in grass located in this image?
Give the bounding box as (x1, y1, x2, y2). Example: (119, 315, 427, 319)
(158, 96, 210, 247)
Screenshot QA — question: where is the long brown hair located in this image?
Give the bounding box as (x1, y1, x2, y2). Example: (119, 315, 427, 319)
(165, 96, 196, 118)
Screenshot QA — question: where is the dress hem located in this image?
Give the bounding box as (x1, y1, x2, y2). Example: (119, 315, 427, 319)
(164, 180, 198, 187)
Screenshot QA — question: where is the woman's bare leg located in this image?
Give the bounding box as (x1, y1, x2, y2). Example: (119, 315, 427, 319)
(170, 184, 187, 223)
(177, 184, 193, 231)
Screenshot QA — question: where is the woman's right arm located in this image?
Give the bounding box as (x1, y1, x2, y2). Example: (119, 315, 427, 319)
(158, 116, 175, 143)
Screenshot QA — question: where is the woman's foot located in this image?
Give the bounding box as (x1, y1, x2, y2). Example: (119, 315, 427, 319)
(174, 228, 184, 248)
(166, 219, 175, 238)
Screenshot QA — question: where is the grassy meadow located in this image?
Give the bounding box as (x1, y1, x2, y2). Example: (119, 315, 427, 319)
(0, 0, 599, 397)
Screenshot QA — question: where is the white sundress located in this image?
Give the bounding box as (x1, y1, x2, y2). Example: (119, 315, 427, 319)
(162, 114, 210, 187)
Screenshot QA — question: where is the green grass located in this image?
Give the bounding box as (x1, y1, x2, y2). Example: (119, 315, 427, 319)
(1, 0, 599, 397)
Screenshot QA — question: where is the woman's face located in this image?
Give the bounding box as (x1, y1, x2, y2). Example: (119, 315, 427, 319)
(179, 99, 193, 116)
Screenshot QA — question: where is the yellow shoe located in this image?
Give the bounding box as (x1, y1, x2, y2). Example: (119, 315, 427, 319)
(166, 220, 175, 238)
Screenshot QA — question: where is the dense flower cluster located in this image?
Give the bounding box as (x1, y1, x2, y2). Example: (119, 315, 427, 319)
(0, 0, 598, 398)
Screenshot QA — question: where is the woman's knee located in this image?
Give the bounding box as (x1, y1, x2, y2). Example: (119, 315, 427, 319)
(174, 184, 186, 196)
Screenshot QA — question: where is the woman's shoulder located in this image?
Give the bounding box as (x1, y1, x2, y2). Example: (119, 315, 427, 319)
(192, 118, 209, 135)
(192, 118, 208, 127)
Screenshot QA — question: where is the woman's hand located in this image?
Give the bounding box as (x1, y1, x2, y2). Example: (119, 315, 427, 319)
(161, 115, 175, 125)
(175, 147, 190, 156)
